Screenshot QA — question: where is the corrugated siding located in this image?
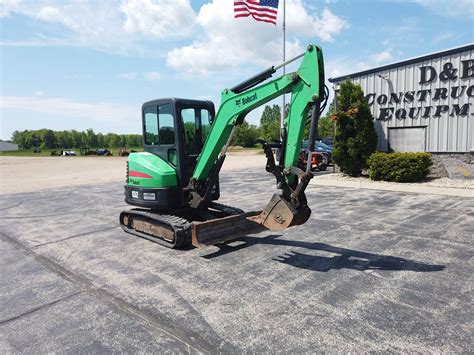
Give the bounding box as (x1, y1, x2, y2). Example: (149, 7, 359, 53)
(0, 142, 19, 151)
(337, 48, 473, 153)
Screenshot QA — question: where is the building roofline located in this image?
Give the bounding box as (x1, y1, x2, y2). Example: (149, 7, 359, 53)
(328, 43, 474, 83)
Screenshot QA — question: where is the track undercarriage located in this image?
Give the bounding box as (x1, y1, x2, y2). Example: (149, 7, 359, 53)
(120, 141, 315, 249)
(119, 202, 265, 248)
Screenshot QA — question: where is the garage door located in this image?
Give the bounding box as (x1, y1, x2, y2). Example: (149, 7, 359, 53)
(388, 127, 426, 152)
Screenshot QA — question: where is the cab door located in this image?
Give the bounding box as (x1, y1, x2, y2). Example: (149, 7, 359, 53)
(178, 106, 213, 185)
(143, 101, 179, 170)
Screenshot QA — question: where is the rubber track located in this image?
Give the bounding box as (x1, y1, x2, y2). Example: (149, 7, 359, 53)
(208, 202, 244, 215)
(120, 209, 191, 249)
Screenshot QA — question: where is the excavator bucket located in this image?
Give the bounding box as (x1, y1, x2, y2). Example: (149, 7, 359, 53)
(191, 211, 265, 247)
(258, 193, 311, 231)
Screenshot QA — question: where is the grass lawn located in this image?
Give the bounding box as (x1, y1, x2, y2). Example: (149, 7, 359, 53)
(228, 145, 264, 154)
(0, 147, 143, 157)
(2, 146, 263, 156)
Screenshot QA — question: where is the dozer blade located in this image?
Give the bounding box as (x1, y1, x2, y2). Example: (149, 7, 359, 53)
(191, 211, 265, 247)
(258, 193, 311, 231)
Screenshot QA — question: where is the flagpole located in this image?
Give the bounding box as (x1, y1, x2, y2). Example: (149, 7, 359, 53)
(281, 0, 286, 137)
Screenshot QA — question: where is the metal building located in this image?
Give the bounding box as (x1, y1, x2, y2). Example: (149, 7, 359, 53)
(0, 140, 18, 151)
(329, 44, 473, 171)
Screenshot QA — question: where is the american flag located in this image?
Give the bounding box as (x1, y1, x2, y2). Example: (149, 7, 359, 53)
(234, 0, 279, 25)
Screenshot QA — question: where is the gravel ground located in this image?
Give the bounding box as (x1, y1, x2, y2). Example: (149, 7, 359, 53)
(2, 154, 471, 197)
(0, 154, 266, 194)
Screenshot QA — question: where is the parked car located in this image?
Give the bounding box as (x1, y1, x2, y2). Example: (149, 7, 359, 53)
(321, 137, 334, 147)
(302, 140, 332, 165)
(96, 148, 113, 156)
(61, 150, 76, 156)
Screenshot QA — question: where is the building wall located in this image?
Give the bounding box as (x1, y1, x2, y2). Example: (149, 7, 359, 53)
(0, 141, 19, 151)
(333, 47, 473, 154)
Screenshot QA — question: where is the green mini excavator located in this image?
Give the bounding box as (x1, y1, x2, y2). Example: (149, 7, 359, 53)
(119, 44, 328, 248)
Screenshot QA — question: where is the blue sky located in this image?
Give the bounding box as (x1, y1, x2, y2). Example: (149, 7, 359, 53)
(1, 0, 473, 140)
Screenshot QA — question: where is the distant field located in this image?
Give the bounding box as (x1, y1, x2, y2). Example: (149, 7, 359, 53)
(0, 146, 263, 156)
(0, 147, 143, 157)
(228, 146, 264, 154)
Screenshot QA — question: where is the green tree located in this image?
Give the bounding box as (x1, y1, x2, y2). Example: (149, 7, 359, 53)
(69, 130, 82, 148)
(27, 132, 41, 150)
(332, 81, 378, 177)
(11, 130, 29, 148)
(316, 101, 336, 139)
(11, 130, 20, 144)
(233, 121, 259, 147)
(97, 133, 105, 148)
(260, 104, 281, 142)
(126, 134, 142, 147)
(317, 115, 334, 139)
(79, 131, 88, 148)
(40, 129, 56, 149)
(56, 131, 73, 148)
(108, 133, 121, 147)
(260, 104, 278, 125)
(119, 135, 128, 147)
(85, 128, 98, 148)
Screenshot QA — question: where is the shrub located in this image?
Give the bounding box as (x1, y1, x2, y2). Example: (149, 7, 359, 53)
(332, 81, 378, 177)
(368, 152, 432, 182)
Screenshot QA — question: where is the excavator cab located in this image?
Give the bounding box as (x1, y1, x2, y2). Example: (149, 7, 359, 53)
(124, 98, 219, 210)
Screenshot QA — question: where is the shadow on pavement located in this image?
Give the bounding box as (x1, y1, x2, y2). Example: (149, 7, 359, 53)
(204, 234, 445, 273)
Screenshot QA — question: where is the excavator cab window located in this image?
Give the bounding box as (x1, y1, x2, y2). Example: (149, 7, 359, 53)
(143, 104, 175, 146)
(180, 107, 213, 182)
(181, 108, 201, 155)
(180, 107, 212, 155)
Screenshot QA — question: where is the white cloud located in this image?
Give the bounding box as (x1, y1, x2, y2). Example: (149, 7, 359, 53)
(143, 71, 161, 80)
(0, 0, 21, 17)
(325, 58, 371, 80)
(166, 0, 348, 75)
(1, 95, 137, 123)
(0, 1, 167, 56)
(286, 3, 347, 42)
(432, 31, 456, 44)
(414, 0, 474, 19)
(371, 48, 393, 65)
(120, 0, 196, 38)
(1, 0, 347, 72)
(118, 72, 139, 80)
(118, 71, 161, 81)
(36, 6, 80, 31)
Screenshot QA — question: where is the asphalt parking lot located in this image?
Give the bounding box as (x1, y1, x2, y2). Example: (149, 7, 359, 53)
(0, 170, 472, 352)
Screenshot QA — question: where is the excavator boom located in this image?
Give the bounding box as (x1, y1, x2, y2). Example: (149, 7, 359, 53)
(187, 44, 325, 239)
(192, 44, 324, 183)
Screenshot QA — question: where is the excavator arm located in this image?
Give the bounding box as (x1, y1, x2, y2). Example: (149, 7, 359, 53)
(188, 44, 326, 231)
(193, 44, 324, 181)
